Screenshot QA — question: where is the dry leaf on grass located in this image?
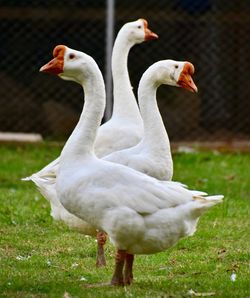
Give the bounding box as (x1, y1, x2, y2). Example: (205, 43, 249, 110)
(16, 255, 31, 261)
(63, 292, 72, 298)
(188, 289, 216, 296)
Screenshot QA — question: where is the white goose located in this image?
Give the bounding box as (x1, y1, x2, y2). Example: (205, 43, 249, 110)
(41, 46, 223, 286)
(23, 19, 158, 266)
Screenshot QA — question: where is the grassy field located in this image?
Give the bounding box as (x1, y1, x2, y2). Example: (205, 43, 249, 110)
(0, 143, 249, 298)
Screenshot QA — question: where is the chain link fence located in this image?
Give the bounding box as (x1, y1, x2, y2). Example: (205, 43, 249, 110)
(1, 0, 249, 141)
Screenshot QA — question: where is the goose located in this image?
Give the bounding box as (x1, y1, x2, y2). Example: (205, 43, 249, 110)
(40, 45, 223, 286)
(22, 19, 158, 267)
(38, 54, 197, 270)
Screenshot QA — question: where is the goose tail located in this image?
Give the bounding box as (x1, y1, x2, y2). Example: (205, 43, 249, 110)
(21, 176, 32, 181)
(192, 194, 224, 214)
(193, 194, 224, 205)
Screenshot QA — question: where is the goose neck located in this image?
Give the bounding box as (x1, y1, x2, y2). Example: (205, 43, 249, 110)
(111, 34, 142, 121)
(112, 35, 132, 80)
(138, 73, 171, 153)
(60, 64, 106, 161)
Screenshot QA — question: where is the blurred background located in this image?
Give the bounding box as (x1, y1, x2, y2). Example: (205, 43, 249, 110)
(0, 0, 249, 141)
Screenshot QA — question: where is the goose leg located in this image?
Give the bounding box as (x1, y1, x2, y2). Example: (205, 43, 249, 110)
(96, 231, 107, 267)
(124, 253, 134, 285)
(110, 250, 126, 286)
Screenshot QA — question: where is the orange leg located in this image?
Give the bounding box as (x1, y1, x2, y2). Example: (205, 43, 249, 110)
(110, 250, 127, 286)
(124, 253, 134, 285)
(96, 231, 107, 267)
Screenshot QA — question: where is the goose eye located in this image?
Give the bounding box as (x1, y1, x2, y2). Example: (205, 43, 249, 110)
(175, 65, 179, 69)
(69, 53, 76, 59)
(137, 25, 142, 29)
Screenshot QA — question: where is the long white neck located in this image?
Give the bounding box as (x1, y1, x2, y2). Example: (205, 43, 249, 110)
(60, 62, 106, 162)
(111, 33, 142, 123)
(138, 70, 172, 159)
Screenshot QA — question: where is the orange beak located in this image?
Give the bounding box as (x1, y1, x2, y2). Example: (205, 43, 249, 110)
(142, 19, 159, 41)
(177, 62, 198, 93)
(40, 45, 66, 75)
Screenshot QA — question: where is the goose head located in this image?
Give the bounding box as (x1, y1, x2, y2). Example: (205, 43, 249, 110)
(40, 45, 96, 84)
(148, 60, 198, 93)
(120, 19, 158, 45)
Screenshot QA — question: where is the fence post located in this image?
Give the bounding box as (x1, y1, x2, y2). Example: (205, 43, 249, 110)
(104, 0, 115, 121)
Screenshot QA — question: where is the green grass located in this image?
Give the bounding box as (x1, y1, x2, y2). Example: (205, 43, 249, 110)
(0, 143, 249, 297)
